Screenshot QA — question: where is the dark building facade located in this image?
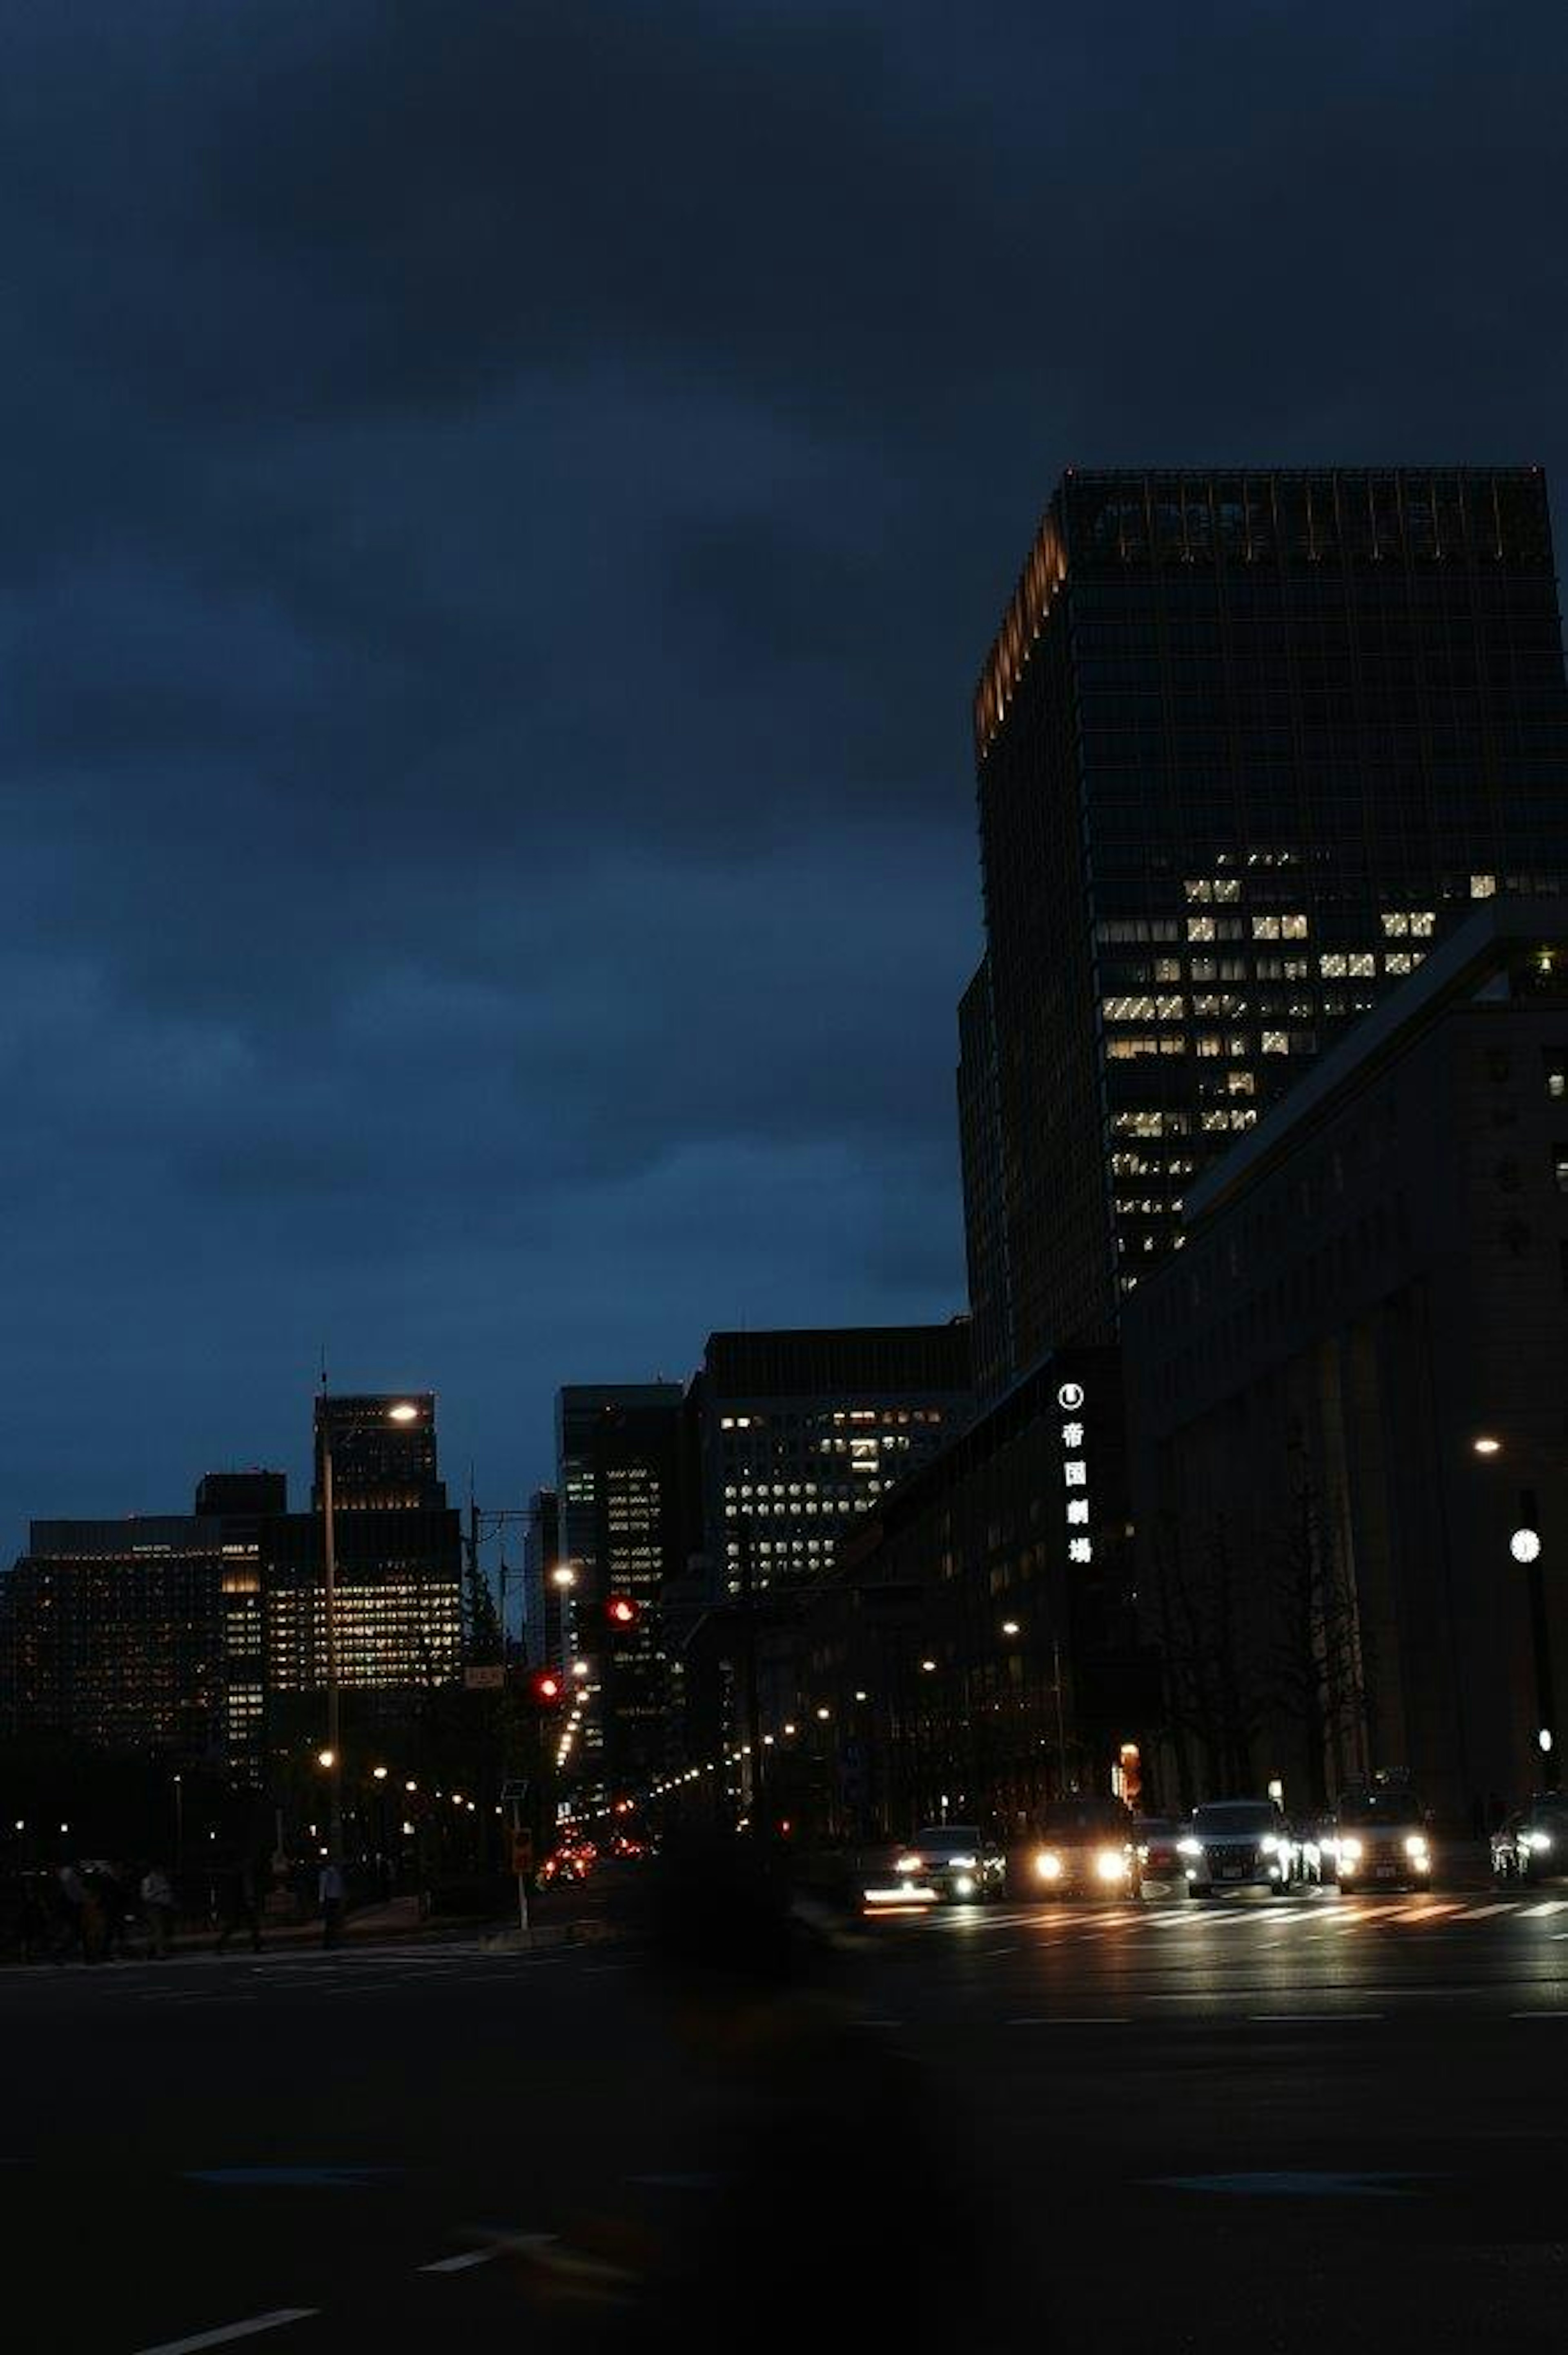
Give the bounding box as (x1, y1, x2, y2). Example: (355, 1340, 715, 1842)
(521, 1486, 562, 1673)
(782, 1347, 1151, 1840)
(0, 1478, 284, 1780)
(313, 1392, 443, 1510)
(1125, 899, 1568, 1831)
(694, 1323, 974, 1601)
(556, 1385, 694, 1801)
(965, 467, 1568, 1390)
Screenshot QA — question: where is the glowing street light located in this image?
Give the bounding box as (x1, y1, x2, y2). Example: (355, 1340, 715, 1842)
(1473, 1436, 1503, 1456)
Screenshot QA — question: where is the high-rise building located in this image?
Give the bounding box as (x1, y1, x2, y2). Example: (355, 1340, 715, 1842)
(694, 1325, 974, 1599)
(263, 1392, 461, 1696)
(0, 1476, 286, 1779)
(521, 1486, 562, 1670)
(312, 1392, 443, 1511)
(965, 467, 1568, 1389)
(1123, 896, 1568, 1824)
(555, 1385, 693, 1797)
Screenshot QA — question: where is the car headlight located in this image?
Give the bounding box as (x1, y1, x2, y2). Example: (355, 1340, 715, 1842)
(1261, 1833, 1279, 1854)
(1338, 1838, 1362, 1865)
(896, 1854, 924, 1875)
(947, 1854, 977, 1869)
(1528, 1829, 1554, 1853)
(1036, 1851, 1062, 1880)
(1405, 1835, 1430, 1861)
(1095, 1848, 1129, 1882)
(1177, 1836, 1203, 1859)
(954, 1875, 975, 1896)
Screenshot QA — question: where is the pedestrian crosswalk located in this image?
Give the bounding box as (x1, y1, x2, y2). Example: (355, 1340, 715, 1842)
(922, 1894, 1568, 1936)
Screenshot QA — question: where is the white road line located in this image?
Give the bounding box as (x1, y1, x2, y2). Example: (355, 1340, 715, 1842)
(418, 2248, 500, 2274)
(1522, 1900, 1568, 1917)
(131, 2310, 318, 2354)
(1511, 2009, 1568, 2018)
(1462, 1903, 1515, 1919)
(1008, 2016, 1129, 2026)
(1247, 2012, 1385, 2023)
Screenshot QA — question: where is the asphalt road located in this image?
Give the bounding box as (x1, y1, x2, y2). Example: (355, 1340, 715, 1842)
(5, 1882, 1568, 2353)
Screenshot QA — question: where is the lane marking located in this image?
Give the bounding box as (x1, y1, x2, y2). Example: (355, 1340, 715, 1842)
(1522, 1900, 1568, 1917)
(1007, 2015, 1129, 2026)
(1247, 2012, 1385, 2023)
(1511, 2009, 1568, 2018)
(131, 2311, 318, 2354)
(1463, 1904, 1514, 1920)
(419, 2249, 501, 2274)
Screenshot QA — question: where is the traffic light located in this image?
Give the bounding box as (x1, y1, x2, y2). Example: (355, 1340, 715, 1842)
(527, 1668, 564, 1706)
(606, 1596, 641, 1629)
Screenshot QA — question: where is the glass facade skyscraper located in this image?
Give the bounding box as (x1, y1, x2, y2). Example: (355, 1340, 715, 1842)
(964, 466, 1568, 1386)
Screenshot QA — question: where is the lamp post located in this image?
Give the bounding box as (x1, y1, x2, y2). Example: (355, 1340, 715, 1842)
(318, 1394, 421, 1940)
(1512, 1491, 1557, 1792)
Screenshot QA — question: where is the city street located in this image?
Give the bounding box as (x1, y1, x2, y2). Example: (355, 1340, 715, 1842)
(5, 1883, 1568, 2352)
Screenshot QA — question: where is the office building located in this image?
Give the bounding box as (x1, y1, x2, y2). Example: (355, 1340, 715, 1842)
(556, 1385, 693, 1797)
(693, 1324, 974, 1599)
(0, 1473, 286, 1778)
(965, 467, 1568, 1388)
(1124, 898, 1568, 1828)
(313, 1392, 443, 1510)
(521, 1486, 562, 1670)
(783, 1345, 1152, 1838)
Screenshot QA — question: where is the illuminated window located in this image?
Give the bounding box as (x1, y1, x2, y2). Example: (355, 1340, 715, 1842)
(1187, 916, 1216, 942)
(1281, 915, 1308, 939)
(1471, 874, 1497, 899)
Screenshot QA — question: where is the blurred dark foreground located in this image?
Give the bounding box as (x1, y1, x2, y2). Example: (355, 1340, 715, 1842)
(497, 1829, 1008, 2353)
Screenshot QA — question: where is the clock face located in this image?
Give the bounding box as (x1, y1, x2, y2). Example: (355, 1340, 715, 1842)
(1057, 1381, 1085, 1413)
(1511, 1528, 1543, 1565)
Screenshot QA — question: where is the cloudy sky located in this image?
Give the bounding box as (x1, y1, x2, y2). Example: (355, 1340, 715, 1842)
(5, 0, 1568, 1555)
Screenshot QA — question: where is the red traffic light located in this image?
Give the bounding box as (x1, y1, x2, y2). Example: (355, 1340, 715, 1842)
(528, 1669, 564, 1705)
(606, 1597, 641, 1627)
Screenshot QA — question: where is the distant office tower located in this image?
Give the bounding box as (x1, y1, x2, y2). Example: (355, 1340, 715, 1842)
(693, 1325, 974, 1598)
(964, 467, 1568, 1387)
(521, 1485, 562, 1670)
(0, 1477, 285, 1779)
(556, 1385, 693, 1796)
(271, 1392, 461, 1693)
(312, 1392, 443, 1510)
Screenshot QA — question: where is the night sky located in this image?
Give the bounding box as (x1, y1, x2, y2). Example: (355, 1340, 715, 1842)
(7, 2, 1568, 1555)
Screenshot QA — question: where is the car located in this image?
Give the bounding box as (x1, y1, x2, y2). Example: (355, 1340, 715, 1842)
(1331, 1781, 1434, 1892)
(886, 1824, 1007, 1905)
(1179, 1798, 1294, 1896)
(1133, 1815, 1187, 1890)
(1492, 1794, 1568, 1884)
(1029, 1797, 1141, 1897)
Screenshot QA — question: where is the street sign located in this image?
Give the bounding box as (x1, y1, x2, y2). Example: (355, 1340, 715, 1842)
(464, 1664, 506, 1690)
(510, 1829, 535, 1876)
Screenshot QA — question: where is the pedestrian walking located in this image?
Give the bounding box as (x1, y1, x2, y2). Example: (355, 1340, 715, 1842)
(140, 1864, 175, 1959)
(215, 1858, 263, 1954)
(56, 1861, 88, 1962)
(318, 1858, 345, 1947)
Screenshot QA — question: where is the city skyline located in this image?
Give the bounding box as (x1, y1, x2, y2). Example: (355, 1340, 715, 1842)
(8, 3, 1568, 1567)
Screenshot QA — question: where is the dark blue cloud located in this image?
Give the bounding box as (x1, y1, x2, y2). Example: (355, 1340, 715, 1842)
(4, 0, 1568, 1546)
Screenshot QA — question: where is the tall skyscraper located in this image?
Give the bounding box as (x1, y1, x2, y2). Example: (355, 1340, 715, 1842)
(312, 1392, 443, 1510)
(272, 1392, 461, 1695)
(555, 1385, 693, 1797)
(964, 466, 1568, 1387)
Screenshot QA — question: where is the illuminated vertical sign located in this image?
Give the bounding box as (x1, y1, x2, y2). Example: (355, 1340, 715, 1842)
(1058, 1379, 1093, 1567)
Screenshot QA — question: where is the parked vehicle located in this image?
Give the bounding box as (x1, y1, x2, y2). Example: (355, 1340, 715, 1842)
(1180, 1798, 1294, 1896)
(1492, 1794, 1568, 1884)
(1029, 1797, 1140, 1897)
